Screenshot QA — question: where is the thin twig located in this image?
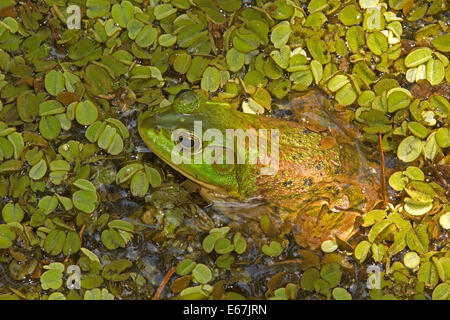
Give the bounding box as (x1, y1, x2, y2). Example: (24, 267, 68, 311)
(152, 266, 176, 300)
(378, 130, 388, 207)
(78, 224, 86, 240)
(48, 20, 61, 42)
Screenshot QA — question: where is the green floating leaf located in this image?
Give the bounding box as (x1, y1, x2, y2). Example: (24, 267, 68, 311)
(262, 240, 283, 257)
(111, 0, 134, 28)
(201, 67, 220, 92)
(7, 132, 23, 159)
(214, 238, 234, 254)
(397, 136, 422, 163)
(39, 195, 59, 215)
(127, 19, 144, 40)
(40, 269, 63, 290)
(418, 261, 439, 287)
(332, 287, 352, 300)
(439, 212, 450, 230)
(338, 4, 362, 26)
(39, 116, 61, 140)
(29, 158, 47, 180)
(154, 3, 177, 20)
(145, 166, 162, 188)
(75, 101, 98, 126)
(388, 90, 410, 112)
(306, 37, 329, 64)
(321, 240, 338, 253)
(158, 33, 177, 47)
(116, 164, 144, 184)
(300, 268, 320, 291)
(81, 248, 101, 263)
(233, 233, 247, 254)
(0, 225, 15, 249)
(388, 172, 408, 191)
(308, 0, 328, 12)
(310, 60, 323, 84)
(368, 220, 393, 243)
(346, 26, 365, 53)
(408, 122, 428, 139)
(336, 83, 357, 106)
(432, 34, 450, 53)
(63, 231, 81, 256)
(45, 70, 65, 96)
(216, 254, 235, 269)
(44, 229, 66, 256)
(406, 225, 429, 254)
(73, 191, 97, 214)
(73, 179, 96, 192)
(84, 288, 114, 300)
(48, 292, 66, 300)
(404, 251, 420, 269)
(404, 47, 433, 68)
(86, 0, 110, 18)
(39, 100, 65, 117)
(426, 59, 444, 86)
(192, 263, 212, 284)
(404, 198, 432, 216)
(233, 29, 260, 53)
(97, 125, 116, 149)
(366, 32, 388, 56)
(202, 232, 223, 254)
(177, 259, 197, 276)
(244, 70, 267, 87)
(136, 26, 158, 48)
(304, 11, 327, 28)
(363, 210, 387, 227)
(101, 229, 119, 250)
(320, 263, 342, 288)
(180, 286, 211, 300)
(432, 283, 450, 300)
(108, 220, 134, 233)
(270, 21, 291, 49)
(2, 203, 24, 223)
(107, 133, 124, 155)
(435, 127, 450, 148)
(226, 48, 245, 72)
(102, 259, 133, 281)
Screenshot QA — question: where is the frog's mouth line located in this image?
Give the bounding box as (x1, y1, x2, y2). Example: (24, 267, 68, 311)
(139, 128, 232, 196)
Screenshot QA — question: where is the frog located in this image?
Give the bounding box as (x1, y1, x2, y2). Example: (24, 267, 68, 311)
(138, 90, 381, 249)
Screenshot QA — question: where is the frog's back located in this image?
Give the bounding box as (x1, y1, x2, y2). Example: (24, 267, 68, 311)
(250, 116, 368, 200)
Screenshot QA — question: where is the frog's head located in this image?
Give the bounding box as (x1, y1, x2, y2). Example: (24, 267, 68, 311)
(138, 90, 258, 197)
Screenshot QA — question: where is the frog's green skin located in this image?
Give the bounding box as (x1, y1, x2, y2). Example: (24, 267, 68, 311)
(138, 91, 380, 248)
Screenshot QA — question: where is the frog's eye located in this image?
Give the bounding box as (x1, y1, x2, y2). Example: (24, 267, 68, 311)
(177, 131, 202, 154)
(173, 90, 201, 114)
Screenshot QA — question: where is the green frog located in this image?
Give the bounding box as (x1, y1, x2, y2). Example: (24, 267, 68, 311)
(138, 90, 380, 249)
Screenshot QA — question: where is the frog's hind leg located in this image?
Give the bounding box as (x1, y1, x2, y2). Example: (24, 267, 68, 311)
(275, 185, 366, 250)
(291, 200, 361, 250)
(199, 188, 283, 235)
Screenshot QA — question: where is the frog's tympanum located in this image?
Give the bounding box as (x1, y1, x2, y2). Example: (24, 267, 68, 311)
(138, 90, 380, 249)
